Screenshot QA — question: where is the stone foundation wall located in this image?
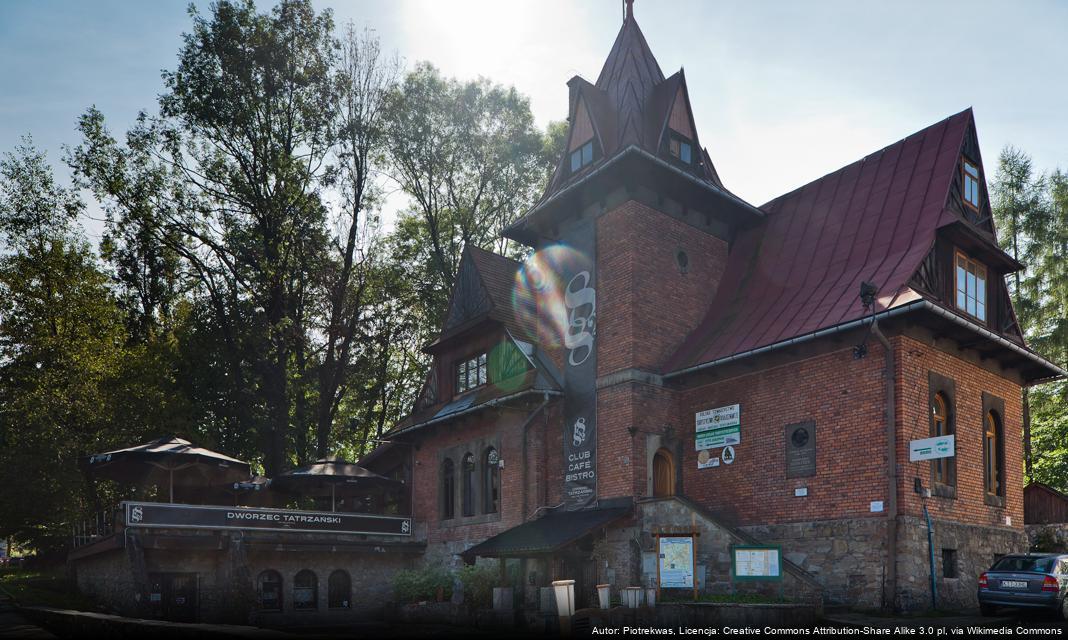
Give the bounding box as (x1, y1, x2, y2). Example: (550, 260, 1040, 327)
(1026, 523, 1068, 552)
(70, 530, 419, 625)
(72, 547, 140, 617)
(593, 498, 825, 608)
(739, 517, 886, 610)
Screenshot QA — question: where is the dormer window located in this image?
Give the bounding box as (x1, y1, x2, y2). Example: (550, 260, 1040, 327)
(456, 352, 487, 394)
(962, 159, 981, 210)
(668, 133, 692, 164)
(955, 250, 987, 322)
(570, 140, 595, 173)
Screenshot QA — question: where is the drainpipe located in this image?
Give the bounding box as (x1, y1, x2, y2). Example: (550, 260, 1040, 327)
(522, 393, 552, 520)
(862, 288, 897, 615)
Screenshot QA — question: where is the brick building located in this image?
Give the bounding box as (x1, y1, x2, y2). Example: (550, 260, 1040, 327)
(362, 1, 1063, 613)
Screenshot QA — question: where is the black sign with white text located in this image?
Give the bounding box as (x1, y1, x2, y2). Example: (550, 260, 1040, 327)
(123, 502, 411, 535)
(560, 218, 598, 510)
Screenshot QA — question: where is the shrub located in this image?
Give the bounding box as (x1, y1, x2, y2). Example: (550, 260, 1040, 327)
(393, 566, 453, 603)
(457, 564, 497, 609)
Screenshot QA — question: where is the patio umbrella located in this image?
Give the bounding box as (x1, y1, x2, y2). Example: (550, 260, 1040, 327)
(270, 456, 399, 512)
(86, 436, 251, 503)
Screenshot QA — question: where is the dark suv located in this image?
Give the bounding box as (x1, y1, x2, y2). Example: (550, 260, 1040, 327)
(978, 553, 1068, 619)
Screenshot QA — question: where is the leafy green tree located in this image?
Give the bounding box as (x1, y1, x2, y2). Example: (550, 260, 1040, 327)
(0, 140, 127, 552)
(383, 63, 551, 332)
(993, 146, 1068, 488)
(992, 146, 1048, 476)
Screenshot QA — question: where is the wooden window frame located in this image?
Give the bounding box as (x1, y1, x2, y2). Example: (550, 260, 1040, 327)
(931, 393, 954, 486)
(668, 132, 693, 165)
(292, 569, 318, 611)
(570, 139, 596, 174)
(441, 458, 455, 520)
(954, 250, 988, 323)
(461, 452, 476, 517)
(483, 447, 500, 514)
(983, 411, 1004, 501)
(962, 158, 981, 212)
(455, 352, 488, 395)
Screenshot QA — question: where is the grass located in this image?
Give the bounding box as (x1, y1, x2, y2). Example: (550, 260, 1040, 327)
(660, 591, 793, 605)
(0, 568, 98, 611)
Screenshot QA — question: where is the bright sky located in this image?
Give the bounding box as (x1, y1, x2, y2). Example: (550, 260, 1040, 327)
(1, 0, 1066, 242)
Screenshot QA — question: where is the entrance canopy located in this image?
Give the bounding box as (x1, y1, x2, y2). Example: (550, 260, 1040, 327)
(461, 506, 630, 561)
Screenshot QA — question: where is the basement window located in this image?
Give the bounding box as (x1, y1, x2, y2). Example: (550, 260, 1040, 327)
(954, 251, 987, 322)
(942, 549, 958, 579)
(456, 353, 487, 394)
(570, 140, 595, 173)
(963, 159, 981, 210)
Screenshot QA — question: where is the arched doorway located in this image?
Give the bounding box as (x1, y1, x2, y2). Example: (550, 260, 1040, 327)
(652, 448, 676, 497)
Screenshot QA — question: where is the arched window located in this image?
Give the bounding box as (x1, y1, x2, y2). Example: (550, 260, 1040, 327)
(483, 447, 500, 514)
(984, 411, 1004, 497)
(258, 570, 282, 611)
(462, 453, 476, 517)
(653, 448, 676, 497)
(931, 393, 955, 486)
(293, 570, 318, 611)
(328, 570, 351, 609)
(441, 458, 455, 520)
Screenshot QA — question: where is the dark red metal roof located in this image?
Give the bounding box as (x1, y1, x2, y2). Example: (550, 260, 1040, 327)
(664, 109, 974, 373)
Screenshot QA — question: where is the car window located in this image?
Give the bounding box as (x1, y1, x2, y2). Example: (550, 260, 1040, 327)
(991, 556, 1057, 573)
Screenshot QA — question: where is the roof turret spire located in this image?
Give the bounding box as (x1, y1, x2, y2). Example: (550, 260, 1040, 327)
(625, 0, 634, 21)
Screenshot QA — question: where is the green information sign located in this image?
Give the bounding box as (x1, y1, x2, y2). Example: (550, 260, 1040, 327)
(730, 545, 783, 582)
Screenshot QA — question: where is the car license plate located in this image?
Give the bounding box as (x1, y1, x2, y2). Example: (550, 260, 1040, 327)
(1001, 580, 1028, 589)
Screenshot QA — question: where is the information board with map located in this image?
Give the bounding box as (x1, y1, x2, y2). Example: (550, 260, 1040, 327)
(657, 535, 695, 588)
(731, 545, 783, 582)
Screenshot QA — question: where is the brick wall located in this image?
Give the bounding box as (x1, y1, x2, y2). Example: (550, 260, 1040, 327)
(409, 404, 563, 563)
(596, 200, 728, 377)
(894, 334, 1024, 529)
(679, 344, 889, 525)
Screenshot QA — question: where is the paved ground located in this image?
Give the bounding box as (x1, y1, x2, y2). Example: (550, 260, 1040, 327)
(824, 608, 1065, 631)
(0, 593, 56, 639)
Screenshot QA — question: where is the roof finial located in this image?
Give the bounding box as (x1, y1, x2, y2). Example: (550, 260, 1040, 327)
(625, 0, 634, 22)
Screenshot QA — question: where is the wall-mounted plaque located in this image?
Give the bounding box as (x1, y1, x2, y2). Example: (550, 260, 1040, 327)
(785, 421, 816, 478)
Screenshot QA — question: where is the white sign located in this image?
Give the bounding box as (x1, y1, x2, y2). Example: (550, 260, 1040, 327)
(721, 446, 736, 465)
(658, 536, 695, 588)
(909, 435, 955, 462)
(733, 548, 781, 579)
(695, 404, 741, 450)
(870, 501, 884, 513)
(697, 449, 719, 469)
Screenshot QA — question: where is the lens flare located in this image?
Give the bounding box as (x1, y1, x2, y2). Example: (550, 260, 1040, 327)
(511, 244, 593, 351)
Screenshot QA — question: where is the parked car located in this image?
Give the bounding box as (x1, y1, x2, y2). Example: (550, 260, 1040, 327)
(978, 553, 1068, 619)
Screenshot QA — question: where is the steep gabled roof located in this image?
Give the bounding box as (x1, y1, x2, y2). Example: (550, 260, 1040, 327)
(507, 5, 743, 242)
(595, 5, 664, 150)
(664, 109, 975, 372)
(429, 246, 535, 350)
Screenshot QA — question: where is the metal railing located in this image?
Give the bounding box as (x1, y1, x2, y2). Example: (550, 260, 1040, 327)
(70, 510, 116, 549)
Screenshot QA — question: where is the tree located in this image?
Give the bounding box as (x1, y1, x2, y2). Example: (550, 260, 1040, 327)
(993, 146, 1068, 490)
(383, 64, 550, 331)
(0, 140, 127, 552)
(992, 146, 1048, 477)
(312, 24, 398, 457)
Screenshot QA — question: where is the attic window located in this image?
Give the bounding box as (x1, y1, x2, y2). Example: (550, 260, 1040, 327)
(668, 134, 692, 164)
(456, 353, 487, 394)
(955, 250, 987, 322)
(570, 140, 595, 173)
(962, 159, 981, 210)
